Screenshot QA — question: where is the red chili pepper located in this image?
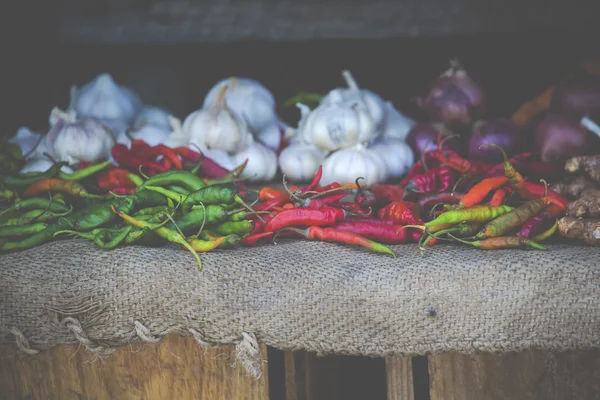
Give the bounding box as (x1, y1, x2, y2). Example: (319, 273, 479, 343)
(303, 192, 347, 209)
(173, 147, 202, 162)
(255, 193, 291, 212)
(370, 184, 406, 203)
(147, 144, 183, 170)
(301, 166, 323, 193)
(459, 176, 509, 208)
(110, 187, 138, 195)
(240, 232, 273, 246)
(378, 201, 423, 225)
(429, 150, 491, 176)
(265, 207, 346, 232)
(259, 187, 284, 201)
(333, 221, 421, 244)
(519, 182, 570, 205)
(437, 166, 455, 192)
(489, 188, 507, 206)
(161, 158, 173, 170)
(131, 139, 153, 155)
(515, 211, 552, 238)
(97, 168, 137, 191)
(112, 144, 169, 173)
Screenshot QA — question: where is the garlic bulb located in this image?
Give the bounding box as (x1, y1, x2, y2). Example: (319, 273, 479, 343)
(203, 77, 277, 134)
(8, 127, 51, 160)
(278, 143, 327, 182)
(368, 138, 414, 179)
(298, 101, 376, 152)
(116, 124, 171, 148)
(46, 108, 116, 165)
(380, 102, 416, 141)
(162, 116, 189, 149)
(256, 121, 284, 151)
(20, 158, 74, 174)
(321, 144, 388, 186)
(134, 106, 172, 131)
(71, 73, 142, 126)
(321, 70, 386, 130)
(185, 85, 252, 154)
(231, 137, 278, 182)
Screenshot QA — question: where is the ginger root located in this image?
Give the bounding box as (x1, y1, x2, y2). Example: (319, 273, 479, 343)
(566, 188, 600, 218)
(550, 176, 599, 199)
(558, 216, 600, 246)
(564, 155, 600, 183)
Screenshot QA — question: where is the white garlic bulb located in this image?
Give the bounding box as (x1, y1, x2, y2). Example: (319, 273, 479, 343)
(203, 77, 277, 134)
(20, 158, 74, 174)
(46, 107, 116, 165)
(321, 144, 388, 186)
(320, 70, 386, 130)
(71, 73, 142, 126)
(380, 102, 416, 141)
(298, 101, 376, 152)
(185, 85, 252, 154)
(231, 137, 278, 182)
(8, 127, 51, 160)
(162, 116, 189, 149)
(116, 124, 171, 148)
(256, 121, 284, 151)
(133, 106, 172, 131)
(278, 143, 327, 182)
(368, 138, 414, 179)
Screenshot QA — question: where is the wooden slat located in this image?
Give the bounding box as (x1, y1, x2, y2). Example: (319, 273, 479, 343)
(385, 356, 414, 400)
(428, 350, 600, 400)
(0, 335, 269, 400)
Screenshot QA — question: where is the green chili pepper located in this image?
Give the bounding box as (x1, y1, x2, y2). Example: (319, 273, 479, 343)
(139, 170, 206, 192)
(1, 207, 72, 225)
(133, 206, 172, 217)
(2, 162, 69, 186)
(167, 185, 190, 196)
(145, 186, 186, 204)
(426, 205, 513, 227)
(124, 227, 163, 247)
(0, 197, 70, 219)
(58, 161, 112, 181)
(214, 220, 253, 236)
(126, 173, 144, 187)
(166, 205, 231, 234)
(0, 223, 48, 237)
(181, 184, 261, 221)
(54, 226, 133, 249)
(186, 236, 226, 252)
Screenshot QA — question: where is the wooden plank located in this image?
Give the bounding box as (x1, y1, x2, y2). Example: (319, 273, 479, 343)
(56, 0, 599, 43)
(428, 350, 600, 400)
(0, 335, 269, 400)
(385, 356, 414, 400)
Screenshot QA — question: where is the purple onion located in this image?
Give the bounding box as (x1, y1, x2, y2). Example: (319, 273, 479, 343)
(551, 74, 600, 119)
(468, 118, 523, 163)
(534, 113, 590, 163)
(406, 122, 460, 158)
(414, 60, 486, 126)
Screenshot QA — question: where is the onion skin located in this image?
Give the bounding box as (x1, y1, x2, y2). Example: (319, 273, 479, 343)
(406, 123, 460, 158)
(534, 114, 589, 163)
(551, 75, 600, 119)
(468, 118, 523, 163)
(415, 61, 486, 126)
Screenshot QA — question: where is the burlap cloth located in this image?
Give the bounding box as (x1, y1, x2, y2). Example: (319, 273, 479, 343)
(1, 239, 600, 376)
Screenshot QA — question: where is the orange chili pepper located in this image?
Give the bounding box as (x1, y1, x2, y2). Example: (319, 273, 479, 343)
(24, 178, 104, 199)
(489, 188, 507, 206)
(459, 176, 508, 208)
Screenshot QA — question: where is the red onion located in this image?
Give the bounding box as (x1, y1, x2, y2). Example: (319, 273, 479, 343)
(406, 122, 460, 157)
(414, 60, 486, 126)
(468, 118, 523, 163)
(534, 113, 590, 163)
(551, 74, 600, 119)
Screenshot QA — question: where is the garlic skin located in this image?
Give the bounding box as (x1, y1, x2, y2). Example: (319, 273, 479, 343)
(203, 77, 277, 134)
(321, 144, 388, 186)
(368, 138, 414, 179)
(134, 106, 172, 131)
(380, 102, 416, 141)
(320, 70, 386, 130)
(278, 143, 327, 182)
(256, 120, 285, 151)
(46, 108, 116, 165)
(162, 116, 190, 149)
(185, 85, 253, 154)
(8, 127, 51, 160)
(299, 101, 376, 152)
(231, 137, 278, 182)
(20, 158, 74, 174)
(116, 124, 171, 148)
(71, 73, 142, 128)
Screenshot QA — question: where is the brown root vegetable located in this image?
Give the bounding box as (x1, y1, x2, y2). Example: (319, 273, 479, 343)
(550, 176, 599, 199)
(564, 155, 600, 183)
(566, 188, 600, 218)
(558, 216, 600, 246)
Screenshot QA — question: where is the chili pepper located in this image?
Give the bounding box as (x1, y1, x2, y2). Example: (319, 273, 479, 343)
(0, 197, 69, 218)
(259, 187, 284, 202)
(489, 188, 507, 206)
(476, 197, 565, 240)
(187, 236, 226, 252)
(165, 205, 230, 234)
(174, 146, 233, 179)
(113, 205, 202, 270)
(56, 226, 134, 249)
(332, 221, 421, 244)
(400, 161, 427, 187)
(417, 192, 464, 209)
(124, 227, 162, 247)
(437, 166, 455, 192)
(139, 170, 206, 192)
(265, 207, 347, 232)
(1, 207, 72, 225)
(378, 201, 423, 225)
(126, 174, 144, 187)
(419, 223, 481, 249)
(415, 205, 514, 229)
(98, 169, 137, 191)
(458, 176, 509, 208)
(146, 145, 183, 170)
(241, 231, 274, 246)
(214, 220, 254, 236)
(254, 193, 291, 212)
(2, 161, 69, 187)
(519, 182, 570, 205)
(112, 144, 169, 173)
(133, 206, 172, 217)
(23, 178, 104, 199)
(275, 226, 396, 257)
(300, 166, 323, 193)
(229, 210, 271, 222)
(405, 168, 438, 192)
(302, 192, 348, 209)
(59, 160, 112, 181)
(0, 223, 47, 237)
(449, 234, 547, 250)
(110, 187, 137, 195)
(173, 146, 202, 163)
(181, 184, 258, 219)
(145, 186, 186, 204)
(515, 210, 557, 238)
(531, 219, 558, 242)
(429, 150, 490, 176)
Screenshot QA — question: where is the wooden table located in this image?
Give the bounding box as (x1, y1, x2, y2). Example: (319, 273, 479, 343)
(2, 336, 599, 399)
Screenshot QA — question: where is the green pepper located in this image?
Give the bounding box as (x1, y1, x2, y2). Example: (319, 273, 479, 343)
(181, 184, 259, 221)
(139, 170, 206, 192)
(0, 223, 48, 237)
(0, 197, 70, 219)
(58, 161, 112, 181)
(2, 162, 69, 187)
(214, 220, 253, 236)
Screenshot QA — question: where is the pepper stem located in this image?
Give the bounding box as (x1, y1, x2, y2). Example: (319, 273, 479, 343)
(234, 195, 265, 223)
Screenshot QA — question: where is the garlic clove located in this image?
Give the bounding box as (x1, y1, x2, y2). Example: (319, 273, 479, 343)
(256, 121, 284, 151)
(278, 143, 327, 182)
(320, 144, 388, 186)
(368, 138, 414, 179)
(231, 138, 278, 182)
(380, 101, 416, 141)
(133, 106, 172, 131)
(162, 116, 189, 148)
